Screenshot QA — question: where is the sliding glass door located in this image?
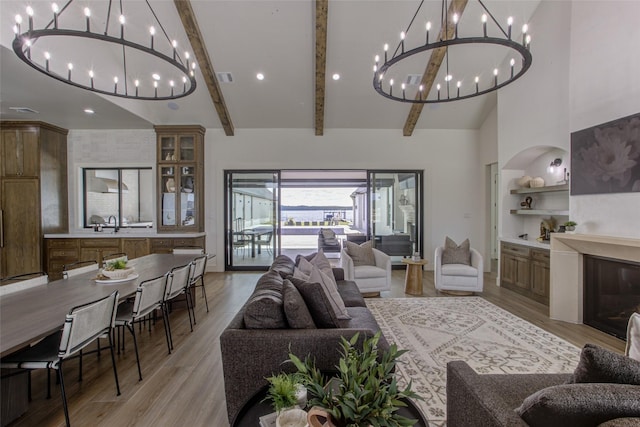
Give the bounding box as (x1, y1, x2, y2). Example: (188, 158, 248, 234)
(368, 171, 422, 262)
(224, 171, 280, 270)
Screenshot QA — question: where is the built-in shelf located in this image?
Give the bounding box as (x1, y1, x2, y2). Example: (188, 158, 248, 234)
(510, 209, 570, 216)
(510, 183, 569, 195)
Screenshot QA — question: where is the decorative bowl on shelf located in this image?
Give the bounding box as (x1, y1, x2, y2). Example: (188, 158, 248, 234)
(517, 176, 532, 187)
(102, 267, 134, 279)
(529, 177, 545, 188)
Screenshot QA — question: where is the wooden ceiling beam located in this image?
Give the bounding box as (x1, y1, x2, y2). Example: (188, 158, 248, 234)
(174, 0, 234, 136)
(402, 0, 468, 137)
(315, 0, 328, 136)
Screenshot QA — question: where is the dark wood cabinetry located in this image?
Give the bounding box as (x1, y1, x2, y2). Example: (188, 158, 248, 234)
(155, 125, 205, 233)
(500, 242, 550, 305)
(44, 236, 205, 279)
(1, 122, 68, 278)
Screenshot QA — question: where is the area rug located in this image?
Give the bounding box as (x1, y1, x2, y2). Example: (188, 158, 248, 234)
(366, 297, 581, 427)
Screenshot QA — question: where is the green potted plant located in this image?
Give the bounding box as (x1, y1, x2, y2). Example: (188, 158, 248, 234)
(288, 332, 421, 427)
(263, 373, 308, 427)
(564, 220, 577, 232)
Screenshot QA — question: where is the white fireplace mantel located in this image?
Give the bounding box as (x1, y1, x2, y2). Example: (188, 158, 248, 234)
(550, 233, 640, 324)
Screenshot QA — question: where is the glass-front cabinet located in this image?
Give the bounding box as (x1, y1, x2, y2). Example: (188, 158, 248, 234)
(155, 125, 205, 232)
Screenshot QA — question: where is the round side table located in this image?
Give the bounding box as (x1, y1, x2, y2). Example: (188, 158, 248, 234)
(402, 258, 428, 296)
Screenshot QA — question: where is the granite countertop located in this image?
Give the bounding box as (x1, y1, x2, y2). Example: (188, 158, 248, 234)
(44, 231, 206, 239)
(500, 237, 551, 250)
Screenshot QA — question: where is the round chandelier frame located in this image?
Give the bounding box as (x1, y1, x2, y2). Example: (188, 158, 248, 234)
(373, 0, 533, 104)
(11, 0, 197, 101)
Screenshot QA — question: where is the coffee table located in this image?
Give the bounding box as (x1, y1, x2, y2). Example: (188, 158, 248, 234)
(232, 383, 429, 427)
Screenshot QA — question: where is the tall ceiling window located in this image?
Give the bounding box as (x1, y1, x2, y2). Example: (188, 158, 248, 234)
(83, 168, 153, 229)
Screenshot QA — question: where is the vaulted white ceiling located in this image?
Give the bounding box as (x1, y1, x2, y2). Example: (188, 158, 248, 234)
(0, 0, 540, 133)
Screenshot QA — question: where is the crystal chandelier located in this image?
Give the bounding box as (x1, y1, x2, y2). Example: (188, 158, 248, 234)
(373, 0, 532, 103)
(11, 0, 197, 100)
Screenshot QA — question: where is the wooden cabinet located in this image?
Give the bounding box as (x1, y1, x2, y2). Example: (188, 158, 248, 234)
(500, 242, 550, 305)
(155, 125, 205, 233)
(45, 236, 205, 279)
(122, 238, 150, 259)
(1, 122, 68, 279)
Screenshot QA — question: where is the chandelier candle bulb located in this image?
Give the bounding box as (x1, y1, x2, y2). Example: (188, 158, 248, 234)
(14, 14, 21, 35)
(507, 16, 513, 39)
(389, 79, 393, 96)
(52, 3, 59, 29)
(113, 76, 118, 93)
(401, 82, 406, 99)
(172, 40, 178, 60)
(84, 8, 91, 32)
(456, 80, 461, 97)
(426, 21, 431, 44)
(26, 6, 33, 32)
(475, 76, 479, 93)
(419, 84, 424, 100)
(150, 26, 155, 49)
(89, 70, 94, 88)
(384, 43, 388, 62)
(482, 14, 487, 37)
(67, 63, 73, 80)
(44, 52, 50, 71)
(437, 83, 441, 100)
(119, 15, 125, 39)
(400, 31, 405, 53)
(453, 14, 459, 38)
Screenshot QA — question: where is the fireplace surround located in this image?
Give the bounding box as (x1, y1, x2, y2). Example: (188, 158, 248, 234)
(550, 234, 640, 325)
(583, 255, 640, 339)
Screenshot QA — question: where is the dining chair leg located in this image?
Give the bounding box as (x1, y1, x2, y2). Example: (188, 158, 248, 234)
(126, 323, 142, 381)
(78, 349, 83, 382)
(160, 305, 172, 354)
(107, 333, 121, 396)
(199, 276, 209, 313)
(57, 363, 71, 427)
(164, 305, 174, 352)
(185, 291, 195, 330)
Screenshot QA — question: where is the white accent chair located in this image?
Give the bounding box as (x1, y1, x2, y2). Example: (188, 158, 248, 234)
(434, 246, 483, 294)
(341, 247, 391, 294)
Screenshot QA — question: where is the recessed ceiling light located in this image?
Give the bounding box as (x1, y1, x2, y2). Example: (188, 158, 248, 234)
(152, 73, 161, 80)
(332, 73, 340, 81)
(84, 108, 95, 114)
(256, 73, 265, 81)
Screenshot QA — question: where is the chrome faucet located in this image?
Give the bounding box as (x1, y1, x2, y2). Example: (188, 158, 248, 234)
(107, 215, 119, 232)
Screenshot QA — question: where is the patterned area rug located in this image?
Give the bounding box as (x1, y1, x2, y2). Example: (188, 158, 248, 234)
(366, 297, 581, 427)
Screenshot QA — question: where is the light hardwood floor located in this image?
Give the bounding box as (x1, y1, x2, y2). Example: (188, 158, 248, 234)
(6, 269, 626, 427)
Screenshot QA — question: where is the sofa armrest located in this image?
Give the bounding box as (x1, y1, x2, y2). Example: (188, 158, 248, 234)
(434, 246, 443, 285)
(332, 267, 345, 281)
(221, 327, 383, 425)
(447, 361, 570, 427)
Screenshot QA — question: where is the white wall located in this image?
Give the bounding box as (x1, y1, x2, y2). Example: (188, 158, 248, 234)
(568, 1, 640, 238)
(497, 0, 640, 240)
(67, 129, 156, 229)
(205, 128, 484, 271)
(66, 127, 486, 273)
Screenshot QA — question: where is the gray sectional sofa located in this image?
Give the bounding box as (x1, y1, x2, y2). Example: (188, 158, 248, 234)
(220, 254, 388, 425)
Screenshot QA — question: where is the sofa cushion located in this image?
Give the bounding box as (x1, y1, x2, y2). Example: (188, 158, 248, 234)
(243, 270, 287, 329)
(270, 254, 296, 279)
(344, 240, 375, 266)
(282, 279, 316, 329)
(516, 383, 640, 427)
(570, 343, 640, 385)
(338, 307, 381, 332)
(289, 277, 340, 328)
(626, 312, 640, 362)
(295, 260, 350, 320)
(353, 265, 386, 279)
(442, 237, 471, 265)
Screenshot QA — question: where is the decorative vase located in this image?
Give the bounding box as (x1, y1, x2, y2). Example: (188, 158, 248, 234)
(165, 178, 175, 192)
(517, 176, 532, 187)
(307, 407, 337, 427)
(529, 177, 545, 188)
(276, 408, 308, 427)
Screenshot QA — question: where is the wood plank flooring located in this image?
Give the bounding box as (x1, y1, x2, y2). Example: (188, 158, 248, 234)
(5, 270, 626, 427)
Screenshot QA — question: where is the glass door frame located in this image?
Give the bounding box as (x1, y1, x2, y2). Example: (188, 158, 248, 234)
(224, 170, 281, 271)
(367, 170, 423, 264)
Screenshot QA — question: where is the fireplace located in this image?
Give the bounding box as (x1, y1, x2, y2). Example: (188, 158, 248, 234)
(583, 255, 640, 339)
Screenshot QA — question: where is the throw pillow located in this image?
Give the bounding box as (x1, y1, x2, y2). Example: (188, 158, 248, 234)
(282, 279, 316, 329)
(570, 343, 640, 385)
(289, 276, 340, 328)
(344, 240, 376, 266)
(516, 383, 640, 427)
(441, 237, 471, 265)
(296, 259, 350, 320)
(626, 312, 640, 362)
(243, 270, 287, 329)
(310, 250, 337, 286)
(270, 254, 296, 279)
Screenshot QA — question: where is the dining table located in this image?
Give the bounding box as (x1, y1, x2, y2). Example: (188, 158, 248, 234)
(0, 253, 198, 357)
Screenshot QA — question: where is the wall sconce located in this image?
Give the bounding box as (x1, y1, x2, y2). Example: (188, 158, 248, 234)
(548, 158, 562, 174)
